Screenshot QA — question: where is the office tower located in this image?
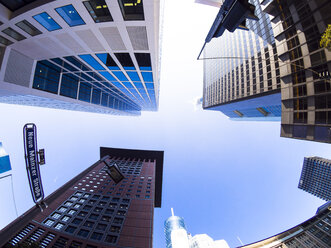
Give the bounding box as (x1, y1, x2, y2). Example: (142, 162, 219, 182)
(0, 147, 164, 248)
(238, 202, 331, 248)
(202, 0, 331, 142)
(202, 0, 282, 121)
(298, 156, 331, 201)
(263, 0, 331, 143)
(164, 208, 190, 248)
(164, 209, 229, 248)
(0, 0, 162, 115)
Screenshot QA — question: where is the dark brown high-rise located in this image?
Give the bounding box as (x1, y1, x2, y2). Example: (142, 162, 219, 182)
(0, 147, 164, 248)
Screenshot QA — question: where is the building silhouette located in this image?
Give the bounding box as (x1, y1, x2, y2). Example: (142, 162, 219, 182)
(0, 147, 164, 248)
(238, 201, 331, 248)
(201, 0, 331, 142)
(298, 156, 331, 201)
(0, 0, 162, 115)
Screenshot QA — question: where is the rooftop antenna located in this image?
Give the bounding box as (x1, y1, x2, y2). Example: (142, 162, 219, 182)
(171, 208, 174, 217)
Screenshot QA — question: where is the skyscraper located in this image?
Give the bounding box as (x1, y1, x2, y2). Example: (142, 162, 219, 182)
(0, 0, 162, 116)
(298, 156, 331, 201)
(164, 209, 229, 248)
(263, 0, 331, 143)
(164, 208, 190, 248)
(201, 0, 331, 142)
(0, 147, 164, 247)
(202, 0, 282, 121)
(238, 201, 331, 248)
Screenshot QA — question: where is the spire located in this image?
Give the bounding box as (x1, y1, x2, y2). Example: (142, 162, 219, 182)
(171, 208, 174, 217)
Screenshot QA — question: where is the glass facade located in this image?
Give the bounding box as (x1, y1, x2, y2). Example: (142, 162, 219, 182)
(118, 0, 145, 21)
(33, 12, 62, 31)
(83, 0, 113, 23)
(2, 27, 26, 41)
(298, 157, 331, 201)
(203, 0, 281, 120)
(55, 5, 85, 27)
(164, 216, 189, 248)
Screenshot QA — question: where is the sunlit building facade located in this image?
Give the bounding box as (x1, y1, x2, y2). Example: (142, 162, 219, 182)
(202, 0, 331, 143)
(238, 202, 331, 248)
(202, 0, 282, 121)
(0, 147, 164, 247)
(164, 210, 229, 248)
(263, 0, 331, 143)
(298, 156, 331, 201)
(0, 0, 162, 115)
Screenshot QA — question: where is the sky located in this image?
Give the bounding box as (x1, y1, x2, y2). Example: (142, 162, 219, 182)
(0, 0, 330, 248)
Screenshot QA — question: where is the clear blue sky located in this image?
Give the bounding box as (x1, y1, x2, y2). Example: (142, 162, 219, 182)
(0, 1, 330, 248)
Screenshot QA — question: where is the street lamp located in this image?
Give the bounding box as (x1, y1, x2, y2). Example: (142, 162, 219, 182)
(105, 163, 125, 184)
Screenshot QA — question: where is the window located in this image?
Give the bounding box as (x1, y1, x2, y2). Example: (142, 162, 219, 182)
(113, 217, 124, 224)
(114, 53, 135, 70)
(55, 5, 85, 27)
(68, 210, 76, 215)
(58, 207, 67, 213)
(110, 226, 121, 233)
(117, 210, 126, 216)
(60, 74, 79, 99)
(33, 61, 61, 94)
(70, 196, 78, 201)
(55, 223, 64, 230)
(65, 226, 76, 234)
(105, 235, 118, 244)
(33, 12, 62, 31)
(89, 214, 99, 220)
(78, 211, 88, 217)
(96, 223, 107, 231)
(83, 205, 92, 211)
(134, 53, 151, 70)
(118, 0, 144, 21)
(52, 213, 61, 219)
(101, 215, 111, 222)
(105, 209, 114, 215)
(15, 20, 41, 36)
(91, 232, 103, 240)
(77, 229, 89, 237)
(64, 201, 73, 207)
(2, 27, 26, 41)
(83, 221, 95, 228)
(74, 204, 81, 209)
(78, 82, 91, 102)
(72, 218, 82, 225)
(61, 216, 70, 222)
(83, 0, 113, 23)
(44, 219, 54, 227)
(0, 35, 13, 46)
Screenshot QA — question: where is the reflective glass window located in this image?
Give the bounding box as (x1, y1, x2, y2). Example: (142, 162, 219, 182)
(79, 54, 105, 70)
(92, 88, 101, 104)
(64, 56, 90, 71)
(60, 74, 79, 99)
(113, 71, 128, 81)
(134, 53, 151, 70)
(101, 93, 109, 106)
(141, 71, 153, 82)
(33, 12, 62, 31)
(114, 53, 135, 70)
(96, 53, 119, 70)
(127, 71, 140, 81)
(0, 35, 13, 46)
(118, 0, 144, 21)
(83, 0, 113, 23)
(99, 71, 116, 81)
(55, 5, 85, 27)
(2, 27, 26, 41)
(15, 20, 42, 36)
(78, 82, 92, 102)
(33, 61, 61, 94)
(0, 0, 37, 12)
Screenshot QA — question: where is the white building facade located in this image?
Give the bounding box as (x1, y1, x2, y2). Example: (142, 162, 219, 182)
(0, 0, 162, 115)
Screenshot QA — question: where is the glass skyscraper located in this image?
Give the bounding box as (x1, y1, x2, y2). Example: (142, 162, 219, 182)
(164, 209, 190, 248)
(202, 0, 331, 143)
(0, 0, 162, 116)
(202, 0, 282, 121)
(298, 156, 331, 201)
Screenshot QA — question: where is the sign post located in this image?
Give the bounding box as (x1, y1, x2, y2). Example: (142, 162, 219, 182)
(23, 123, 46, 210)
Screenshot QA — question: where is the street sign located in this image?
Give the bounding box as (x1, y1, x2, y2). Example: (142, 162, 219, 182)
(23, 123, 44, 204)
